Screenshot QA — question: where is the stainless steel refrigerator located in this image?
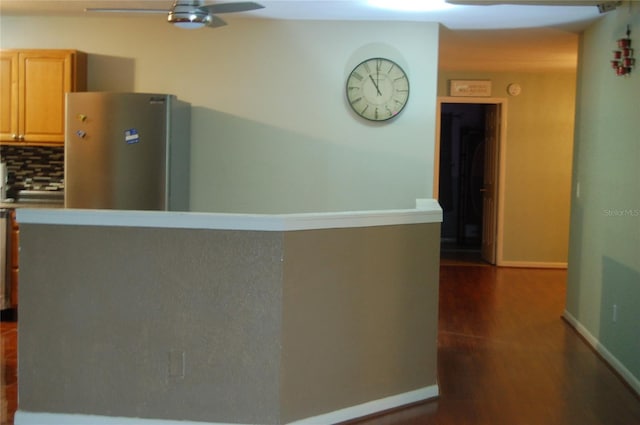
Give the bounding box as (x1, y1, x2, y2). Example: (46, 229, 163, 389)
(65, 92, 190, 211)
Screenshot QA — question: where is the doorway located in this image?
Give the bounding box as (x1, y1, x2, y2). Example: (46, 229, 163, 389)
(434, 97, 506, 265)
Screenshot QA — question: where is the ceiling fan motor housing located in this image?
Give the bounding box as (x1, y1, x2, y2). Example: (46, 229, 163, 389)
(168, 0, 210, 26)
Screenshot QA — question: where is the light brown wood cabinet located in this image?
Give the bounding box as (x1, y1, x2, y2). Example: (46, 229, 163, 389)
(0, 49, 87, 146)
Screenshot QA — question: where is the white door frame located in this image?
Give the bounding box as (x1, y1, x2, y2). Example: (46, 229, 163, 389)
(434, 96, 507, 266)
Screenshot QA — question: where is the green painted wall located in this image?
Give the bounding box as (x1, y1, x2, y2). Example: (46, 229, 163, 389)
(566, 3, 640, 390)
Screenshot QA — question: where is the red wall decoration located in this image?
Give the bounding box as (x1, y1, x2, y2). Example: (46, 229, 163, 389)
(611, 26, 634, 76)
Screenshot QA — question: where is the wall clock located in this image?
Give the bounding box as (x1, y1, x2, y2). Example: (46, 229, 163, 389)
(346, 57, 409, 122)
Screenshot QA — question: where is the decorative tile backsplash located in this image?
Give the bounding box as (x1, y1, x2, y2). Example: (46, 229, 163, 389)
(0, 145, 65, 194)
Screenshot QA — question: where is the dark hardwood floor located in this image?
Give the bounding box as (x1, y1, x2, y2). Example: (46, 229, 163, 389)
(349, 265, 640, 425)
(1, 264, 639, 424)
(1, 315, 17, 425)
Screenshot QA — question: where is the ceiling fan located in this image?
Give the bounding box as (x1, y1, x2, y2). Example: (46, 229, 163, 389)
(444, 0, 621, 13)
(86, 1, 265, 29)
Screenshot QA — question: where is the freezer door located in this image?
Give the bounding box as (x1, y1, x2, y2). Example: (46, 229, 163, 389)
(65, 93, 170, 210)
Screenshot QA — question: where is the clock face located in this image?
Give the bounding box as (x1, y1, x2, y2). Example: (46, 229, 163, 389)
(346, 58, 409, 122)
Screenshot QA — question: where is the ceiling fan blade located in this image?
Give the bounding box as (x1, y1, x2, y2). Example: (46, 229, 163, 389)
(85, 8, 169, 14)
(205, 15, 228, 27)
(199, 2, 264, 14)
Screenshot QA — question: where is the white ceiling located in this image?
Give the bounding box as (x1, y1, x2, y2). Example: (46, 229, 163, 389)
(0, 0, 610, 71)
(0, 0, 605, 29)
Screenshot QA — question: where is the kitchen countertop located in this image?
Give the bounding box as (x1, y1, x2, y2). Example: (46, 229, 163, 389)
(1, 200, 65, 209)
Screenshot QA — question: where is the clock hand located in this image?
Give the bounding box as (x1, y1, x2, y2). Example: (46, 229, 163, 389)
(369, 75, 382, 96)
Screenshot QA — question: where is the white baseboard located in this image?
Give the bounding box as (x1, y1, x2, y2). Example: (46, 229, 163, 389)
(288, 385, 439, 424)
(563, 310, 640, 395)
(497, 260, 567, 269)
(14, 412, 222, 425)
(15, 385, 440, 425)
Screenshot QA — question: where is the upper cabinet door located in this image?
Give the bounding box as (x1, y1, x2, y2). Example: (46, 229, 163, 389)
(0, 51, 19, 141)
(0, 49, 87, 146)
(20, 51, 73, 144)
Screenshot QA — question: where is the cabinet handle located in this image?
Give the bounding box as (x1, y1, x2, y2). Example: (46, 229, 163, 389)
(18, 134, 25, 141)
(12, 134, 18, 140)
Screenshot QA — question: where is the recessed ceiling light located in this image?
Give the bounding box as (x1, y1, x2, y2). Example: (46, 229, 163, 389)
(367, 0, 456, 12)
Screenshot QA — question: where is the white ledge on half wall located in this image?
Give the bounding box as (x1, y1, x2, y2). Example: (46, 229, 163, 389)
(15, 199, 442, 231)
